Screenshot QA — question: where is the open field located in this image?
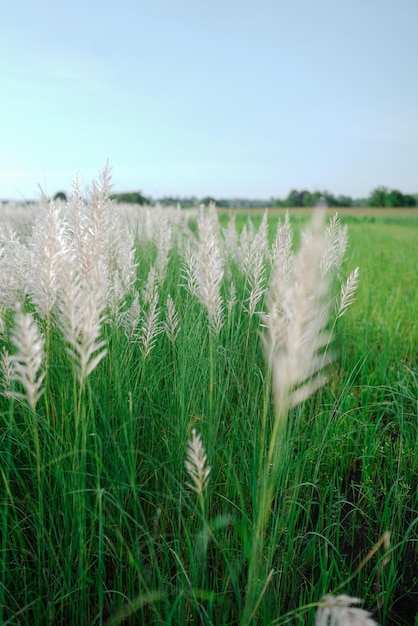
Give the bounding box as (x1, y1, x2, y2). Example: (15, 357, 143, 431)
(0, 176, 417, 625)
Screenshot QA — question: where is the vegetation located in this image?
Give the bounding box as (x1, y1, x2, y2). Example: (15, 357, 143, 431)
(53, 191, 67, 202)
(0, 167, 416, 625)
(110, 191, 150, 205)
(274, 188, 417, 209)
(366, 186, 417, 208)
(43, 187, 417, 211)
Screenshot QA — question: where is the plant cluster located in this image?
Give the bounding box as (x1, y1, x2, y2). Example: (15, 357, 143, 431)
(0, 166, 416, 625)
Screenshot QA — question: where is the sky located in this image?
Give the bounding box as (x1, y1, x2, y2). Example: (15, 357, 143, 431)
(1, 0, 418, 201)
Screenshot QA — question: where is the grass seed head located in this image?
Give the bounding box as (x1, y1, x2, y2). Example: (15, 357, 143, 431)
(315, 595, 378, 626)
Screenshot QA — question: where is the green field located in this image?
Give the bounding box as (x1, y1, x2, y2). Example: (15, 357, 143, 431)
(0, 183, 417, 626)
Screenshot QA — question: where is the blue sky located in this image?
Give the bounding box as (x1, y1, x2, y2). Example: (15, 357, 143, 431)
(1, 0, 418, 201)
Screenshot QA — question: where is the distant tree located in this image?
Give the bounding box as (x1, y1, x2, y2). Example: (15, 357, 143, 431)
(110, 191, 150, 205)
(403, 193, 417, 207)
(367, 186, 416, 207)
(53, 191, 67, 202)
(367, 186, 389, 207)
(200, 196, 217, 206)
(286, 189, 304, 207)
(273, 187, 416, 209)
(385, 189, 416, 207)
(385, 189, 404, 207)
(302, 191, 313, 207)
(337, 195, 353, 207)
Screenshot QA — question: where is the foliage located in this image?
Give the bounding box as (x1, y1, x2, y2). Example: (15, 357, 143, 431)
(366, 186, 417, 208)
(53, 191, 67, 202)
(275, 189, 355, 208)
(110, 190, 150, 204)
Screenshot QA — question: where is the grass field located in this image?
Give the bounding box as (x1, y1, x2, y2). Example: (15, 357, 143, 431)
(0, 177, 417, 626)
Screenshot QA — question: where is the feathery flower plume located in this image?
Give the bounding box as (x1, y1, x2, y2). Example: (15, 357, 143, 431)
(135, 289, 163, 358)
(185, 428, 211, 510)
(27, 195, 67, 319)
(142, 266, 158, 305)
(154, 215, 173, 283)
(58, 271, 107, 384)
(0, 223, 31, 307)
(0, 305, 6, 339)
(321, 212, 348, 277)
(222, 212, 240, 262)
(180, 245, 199, 297)
(315, 595, 378, 626)
(164, 294, 180, 343)
(8, 307, 45, 411)
(194, 206, 224, 335)
(226, 280, 237, 319)
(270, 211, 294, 275)
(336, 267, 360, 319)
(242, 211, 269, 317)
(1, 346, 13, 395)
(120, 293, 141, 342)
(261, 208, 332, 413)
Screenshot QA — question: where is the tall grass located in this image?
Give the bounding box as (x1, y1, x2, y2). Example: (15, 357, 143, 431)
(0, 170, 416, 625)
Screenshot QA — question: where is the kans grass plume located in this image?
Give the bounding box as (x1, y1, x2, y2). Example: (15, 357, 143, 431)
(261, 207, 333, 419)
(7, 307, 45, 411)
(186, 205, 224, 336)
(315, 595, 378, 626)
(243, 208, 358, 625)
(185, 428, 211, 513)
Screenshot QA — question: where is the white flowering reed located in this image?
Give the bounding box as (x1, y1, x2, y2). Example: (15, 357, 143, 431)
(154, 215, 173, 283)
(180, 245, 199, 298)
(0, 223, 31, 307)
(135, 289, 163, 358)
(336, 267, 360, 319)
(120, 293, 141, 342)
(242, 211, 269, 317)
(8, 308, 45, 411)
(315, 595, 378, 626)
(321, 212, 348, 277)
(164, 294, 180, 344)
(261, 208, 333, 419)
(58, 271, 107, 384)
(1, 346, 13, 395)
(27, 196, 67, 319)
(193, 206, 224, 336)
(185, 428, 211, 513)
(221, 212, 240, 263)
(270, 211, 294, 276)
(243, 209, 342, 626)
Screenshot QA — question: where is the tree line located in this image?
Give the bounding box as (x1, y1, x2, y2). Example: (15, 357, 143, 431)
(50, 186, 417, 208)
(274, 187, 417, 208)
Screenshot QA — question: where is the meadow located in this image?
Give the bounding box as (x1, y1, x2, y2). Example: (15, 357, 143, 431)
(0, 168, 417, 625)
